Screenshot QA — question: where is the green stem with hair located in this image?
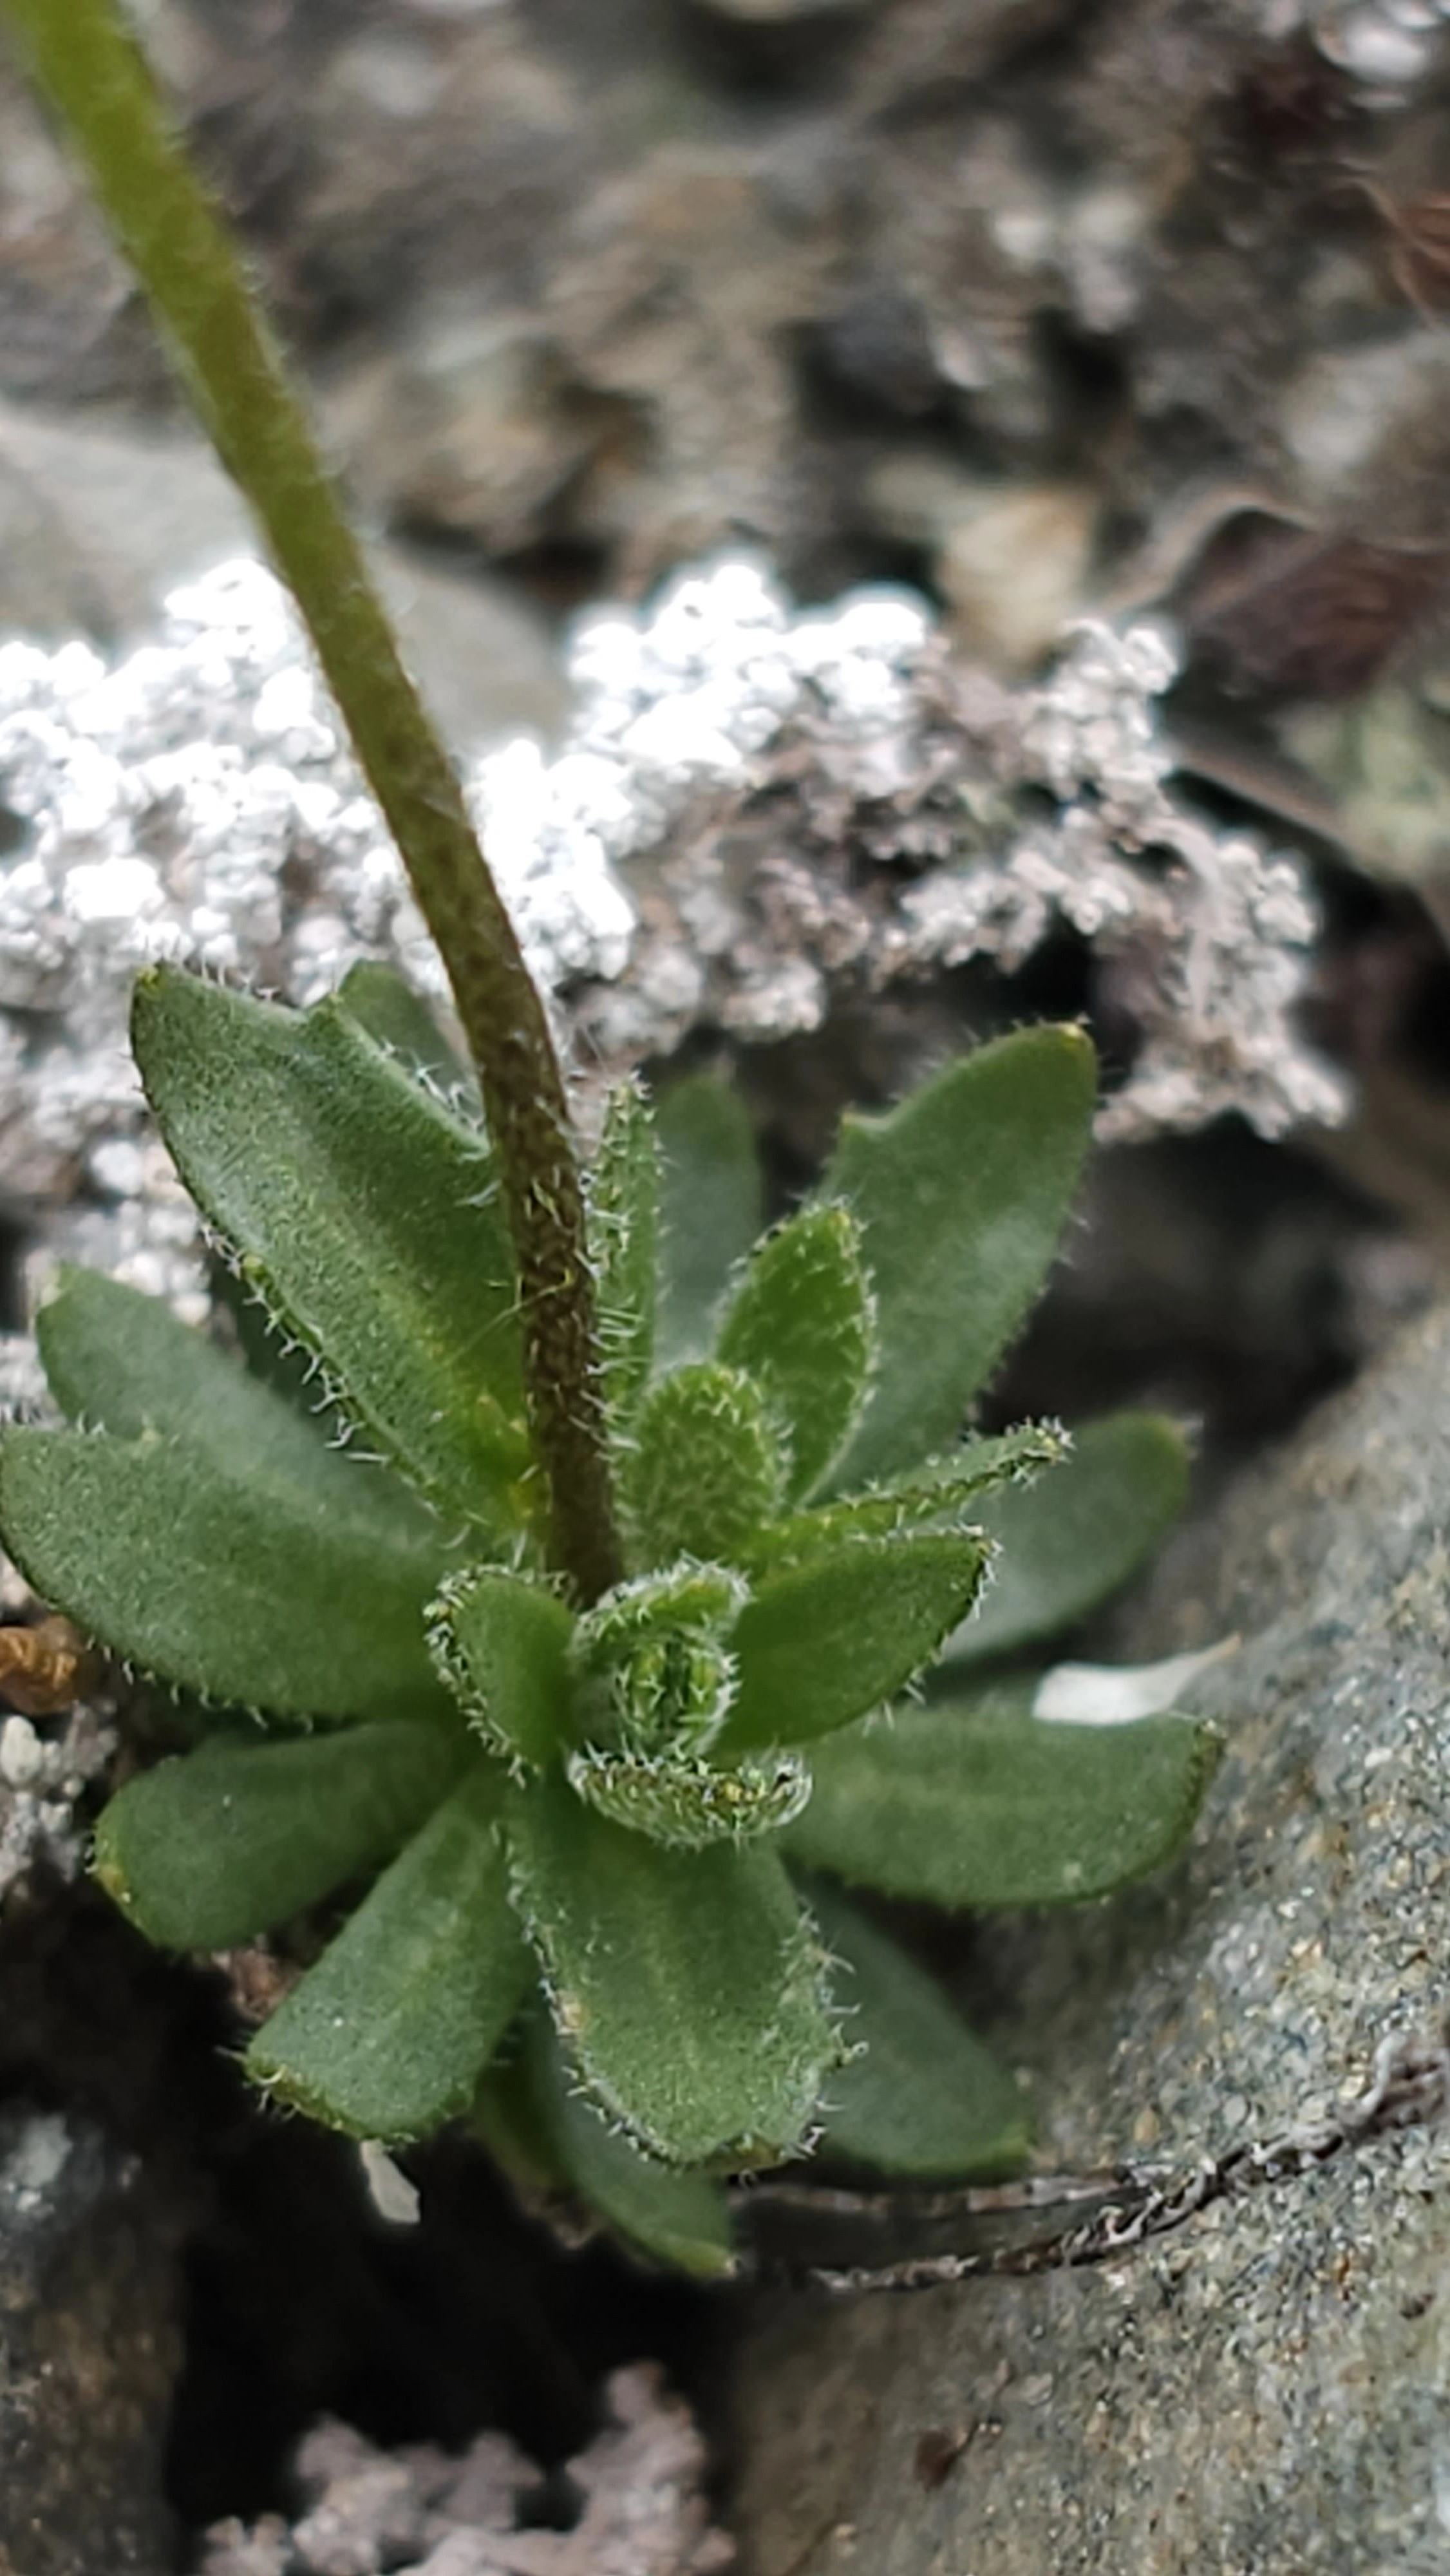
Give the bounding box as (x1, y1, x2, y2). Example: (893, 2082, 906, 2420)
(2, 0, 621, 1602)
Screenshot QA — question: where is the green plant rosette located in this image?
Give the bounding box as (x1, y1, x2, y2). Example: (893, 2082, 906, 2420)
(0, 971, 1217, 2272)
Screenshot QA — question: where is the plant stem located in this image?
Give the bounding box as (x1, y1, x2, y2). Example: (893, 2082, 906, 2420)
(4, 0, 623, 1602)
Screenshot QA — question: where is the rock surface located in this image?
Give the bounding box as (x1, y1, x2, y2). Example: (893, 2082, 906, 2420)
(0, 2101, 180, 2576)
(0, 398, 566, 743)
(729, 1294, 1450, 2575)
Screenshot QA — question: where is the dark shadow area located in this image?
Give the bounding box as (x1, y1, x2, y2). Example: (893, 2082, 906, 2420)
(167, 2108, 723, 2532)
(0, 1877, 727, 2549)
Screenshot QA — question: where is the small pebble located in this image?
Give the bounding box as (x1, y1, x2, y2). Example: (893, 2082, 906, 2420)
(0, 1712, 43, 1788)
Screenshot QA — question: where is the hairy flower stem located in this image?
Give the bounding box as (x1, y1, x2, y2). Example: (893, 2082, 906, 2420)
(4, 0, 622, 1602)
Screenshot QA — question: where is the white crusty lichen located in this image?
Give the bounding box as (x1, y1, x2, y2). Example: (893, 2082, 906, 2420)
(911, 620, 1351, 1143)
(0, 552, 1343, 1316)
(565, 580, 1345, 1146)
(0, 1700, 116, 1899)
(198, 2362, 734, 2576)
(0, 556, 636, 1305)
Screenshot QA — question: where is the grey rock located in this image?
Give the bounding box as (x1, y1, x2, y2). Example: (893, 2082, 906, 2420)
(0, 398, 565, 742)
(729, 1294, 1450, 2575)
(0, 2102, 180, 2576)
(370, 542, 567, 752)
(0, 64, 164, 413)
(0, 397, 252, 643)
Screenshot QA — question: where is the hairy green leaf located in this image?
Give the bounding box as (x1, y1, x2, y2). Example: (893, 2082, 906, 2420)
(943, 1412, 1190, 1667)
(334, 960, 471, 1101)
(0, 1426, 452, 1723)
(525, 2016, 735, 2277)
(94, 1721, 469, 1950)
(472, 2047, 570, 2202)
(806, 1880, 1029, 2178)
(654, 1072, 762, 1367)
(570, 1562, 745, 1756)
(504, 1771, 838, 2166)
(566, 1743, 811, 1848)
(784, 1693, 1221, 1907)
(428, 1566, 575, 1767)
(37, 1266, 437, 1552)
(718, 1530, 988, 1754)
(247, 1766, 528, 2139)
(621, 1363, 785, 1567)
(739, 1423, 1069, 1575)
(589, 1079, 659, 1419)
(572, 1562, 746, 1672)
(823, 1027, 1096, 1490)
(716, 1204, 873, 1502)
(205, 1250, 340, 1417)
(131, 968, 531, 1531)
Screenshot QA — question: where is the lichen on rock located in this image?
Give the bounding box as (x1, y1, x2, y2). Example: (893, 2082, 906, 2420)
(0, 553, 1342, 1332)
(200, 2363, 733, 2576)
